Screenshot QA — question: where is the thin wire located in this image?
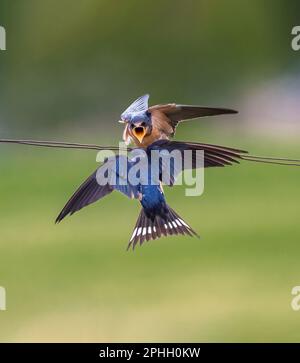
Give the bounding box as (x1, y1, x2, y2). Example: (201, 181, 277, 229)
(245, 154, 300, 163)
(0, 139, 131, 152)
(242, 156, 300, 166)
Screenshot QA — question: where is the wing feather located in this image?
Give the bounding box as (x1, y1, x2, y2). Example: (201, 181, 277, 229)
(121, 94, 149, 120)
(56, 154, 145, 222)
(147, 140, 247, 185)
(148, 103, 238, 134)
(55, 171, 113, 223)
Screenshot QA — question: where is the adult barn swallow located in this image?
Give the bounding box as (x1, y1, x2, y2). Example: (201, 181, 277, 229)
(0, 96, 299, 249)
(120, 94, 237, 147)
(53, 138, 300, 248)
(55, 140, 250, 249)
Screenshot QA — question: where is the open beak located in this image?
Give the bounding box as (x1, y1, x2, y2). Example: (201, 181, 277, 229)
(132, 126, 146, 144)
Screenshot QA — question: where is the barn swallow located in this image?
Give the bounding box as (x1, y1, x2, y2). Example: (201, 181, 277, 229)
(120, 94, 238, 147)
(0, 96, 299, 249)
(53, 138, 300, 249)
(55, 140, 250, 249)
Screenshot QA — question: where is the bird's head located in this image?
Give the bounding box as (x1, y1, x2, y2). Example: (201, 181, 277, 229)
(126, 112, 151, 144)
(119, 94, 152, 144)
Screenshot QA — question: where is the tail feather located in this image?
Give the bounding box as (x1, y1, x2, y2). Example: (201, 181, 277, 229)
(127, 205, 199, 250)
(170, 208, 196, 237)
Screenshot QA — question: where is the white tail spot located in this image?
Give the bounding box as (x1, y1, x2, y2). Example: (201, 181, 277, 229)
(179, 218, 189, 228)
(130, 228, 137, 241)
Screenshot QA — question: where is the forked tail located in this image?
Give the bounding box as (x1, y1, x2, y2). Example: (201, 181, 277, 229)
(127, 205, 199, 250)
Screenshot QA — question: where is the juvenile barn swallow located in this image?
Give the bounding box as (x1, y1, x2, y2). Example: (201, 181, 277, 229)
(120, 94, 237, 147)
(0, 95, 299, 249)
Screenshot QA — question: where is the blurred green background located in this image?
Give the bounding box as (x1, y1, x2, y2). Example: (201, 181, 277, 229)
(0, 0, 300, 342)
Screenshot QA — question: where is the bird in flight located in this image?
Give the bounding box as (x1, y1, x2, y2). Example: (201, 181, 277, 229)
(55, 140, 250, 249)
(0, 95, 299, 249)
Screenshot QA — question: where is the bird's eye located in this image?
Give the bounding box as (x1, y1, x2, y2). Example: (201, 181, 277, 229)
(140, 122, 146, 127)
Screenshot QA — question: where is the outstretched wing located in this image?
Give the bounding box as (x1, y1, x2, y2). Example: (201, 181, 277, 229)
(121, 94, 149, 121)
(56, 154, 144, 223)
(148, 103, 237, 135)
(55, 171, 113, 223)
(147, 140, 247, 186)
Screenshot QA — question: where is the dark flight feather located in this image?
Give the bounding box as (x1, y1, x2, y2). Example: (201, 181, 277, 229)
(147, 140, 246, 173)
(55, 172, 113, 223)
(148, 103, 237, 134)
(165, 104, 237, 123)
